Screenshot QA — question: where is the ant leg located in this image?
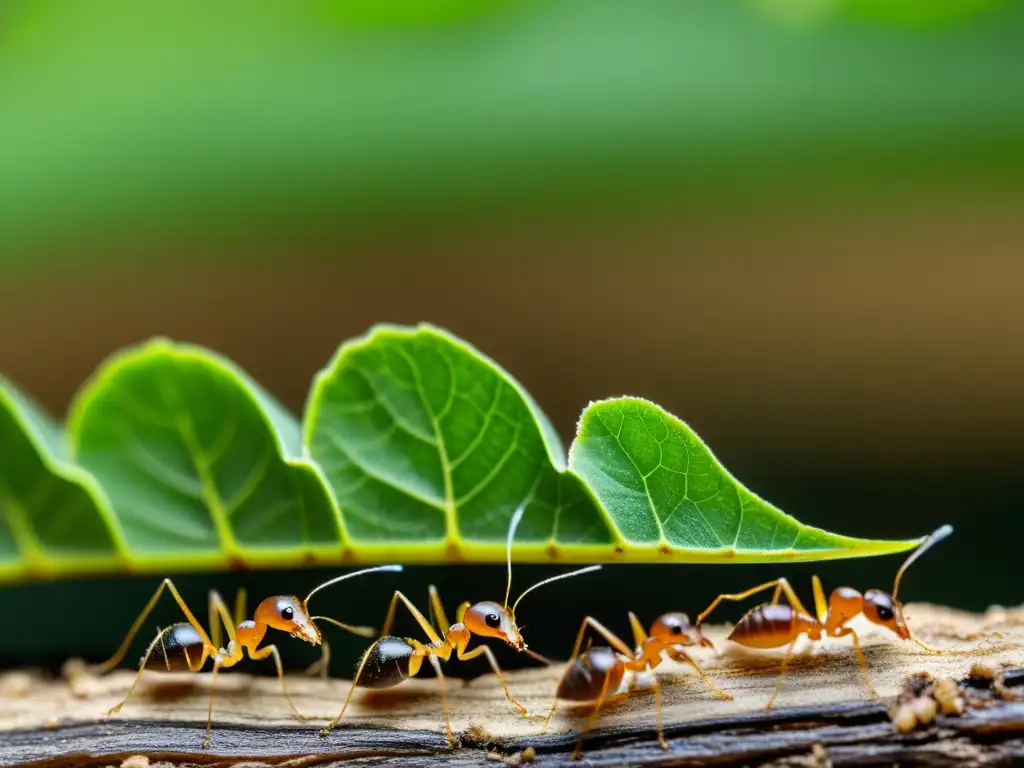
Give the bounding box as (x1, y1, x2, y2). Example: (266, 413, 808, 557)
(698, 579, 812, 629)
(321, 639, 437, 738)
(696, 580, 782, 628)
(428, 585, 452, 633)
(304, 640, 331, 679)
(456, 644, 527, 716)
(771, 578, 812, 616)
(233, 588, 247, 627)
(834, 627, 876, 699)
(651, 674, 667, 750)
(573, 617, 635, 657)
(542, 617, 634, 732)
(209, 593, 221, 652)
(207, 589, 237, 652)
(378, 591, 444, 644)
(664, 647, 732, 700)
(208, 590, 238, 648)
(426, 653, 456, 748)
(249, 643, 308, 721)
(320, 639, 381, 737)
(202, 661, 223, 749)
(627, 612, 649, 646)
(571, 665, 614, 761)
(91, 578, 213, 674)
(766, 635, 800, 711)
(108, 627, 210, 715)
(811, 576, 828, 624)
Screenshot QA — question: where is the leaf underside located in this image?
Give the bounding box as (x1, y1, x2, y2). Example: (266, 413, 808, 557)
(0, 324, 923, 583)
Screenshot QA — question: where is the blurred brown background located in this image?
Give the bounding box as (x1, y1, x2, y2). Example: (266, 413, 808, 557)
(5, 206, 1023, 467)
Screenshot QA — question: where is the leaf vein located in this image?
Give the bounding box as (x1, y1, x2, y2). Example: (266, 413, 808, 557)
(323, 432, 446, 511)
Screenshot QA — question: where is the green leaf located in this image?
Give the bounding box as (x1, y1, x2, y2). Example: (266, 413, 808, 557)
(66, 340, 343, 571)
(305, 324, 613, 562)
(570, 397, 907, 560)
(0, 325, 924, 583)
(305, 324, 919, 563)
(0, 377, 126, 579)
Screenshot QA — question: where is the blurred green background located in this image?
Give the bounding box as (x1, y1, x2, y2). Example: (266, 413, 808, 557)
(1, 0, 1023, 676)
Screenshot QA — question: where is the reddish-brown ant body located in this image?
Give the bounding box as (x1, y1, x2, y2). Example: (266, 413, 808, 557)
(92, 564, 402, 746)
(319, 505, 600, 745)
(544, 611, 731, 759)
(697, 524, 954, 710)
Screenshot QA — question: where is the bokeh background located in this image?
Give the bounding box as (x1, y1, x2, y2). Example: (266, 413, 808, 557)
(1, 0, 1022, 677)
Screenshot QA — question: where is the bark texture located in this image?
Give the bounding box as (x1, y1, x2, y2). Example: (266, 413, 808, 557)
(1, 604, 1022, 767)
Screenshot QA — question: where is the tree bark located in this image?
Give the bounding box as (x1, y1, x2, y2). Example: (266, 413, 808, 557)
(1, 604, 1022, 768)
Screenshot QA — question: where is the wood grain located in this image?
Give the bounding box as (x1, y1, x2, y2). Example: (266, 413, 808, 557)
(1, 604, 1022, 767)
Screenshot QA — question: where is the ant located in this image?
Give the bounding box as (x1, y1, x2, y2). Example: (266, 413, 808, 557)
(319, 504, 601, 746)
(543, 611, 732, 759)
(89, 564, 402, 746)
(695, 524, 956, 711)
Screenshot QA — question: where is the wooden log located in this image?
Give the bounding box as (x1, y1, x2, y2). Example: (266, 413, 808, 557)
(1, 604, 1022, 767)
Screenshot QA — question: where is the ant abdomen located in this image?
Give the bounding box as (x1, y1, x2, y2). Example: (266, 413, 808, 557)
(556, 647, 625, 702)
(728, 604, 819, 649)
(355, 635, 415, 689)
(142, 623, 205, 672)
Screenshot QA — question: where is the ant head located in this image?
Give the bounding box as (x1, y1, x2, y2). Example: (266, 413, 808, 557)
(265, 564, 404, 646)
(862, 589, 909, 639)
(463, 600, 525, 650)
(255, 596, 322, 645)
(475, 501, 600, 654)
(650, 612, 715, 649)
(865, 524, 953, 642)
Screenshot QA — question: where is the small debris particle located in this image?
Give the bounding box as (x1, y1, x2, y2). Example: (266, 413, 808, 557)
(810, 742, 831, 768)
(0, 671, 35, 698)
(466, 722, 492, 743)
(486, 752, 503, 762)
(892, 705, 918, 734)
(891, 671, 965, 732)
(905, 671, 933, 697)
(934, 677, 966, 715)
(61, 658, 88, 680)
(68, 673, 107, 700)
(120, 757, 150, 768)
(521, 746, 536, 763)
(43, 717, 60, 729)
(969, 662, 997, 683)
(911, 694, 938, 725)
(61, 657, 107, 700)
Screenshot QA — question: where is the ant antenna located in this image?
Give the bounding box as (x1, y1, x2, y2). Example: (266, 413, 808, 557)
(893, 524, 953, 600)
(503, 502, 528, 609)
(305, 564, 404, 606)
(511, 565, 602, 617)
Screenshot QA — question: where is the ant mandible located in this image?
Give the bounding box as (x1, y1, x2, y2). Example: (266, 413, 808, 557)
(696, 524, 954, 710)
(543, 610, 732, 759)
(319, 503, 601, 746)
(90, 564, 402, 746)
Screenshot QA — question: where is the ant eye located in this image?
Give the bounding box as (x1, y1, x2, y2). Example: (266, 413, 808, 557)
(485, 613, 501, 629)
(670, 623, 682, 634)
(281, 606, 294, 621)
(876, 605, 894, 621)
